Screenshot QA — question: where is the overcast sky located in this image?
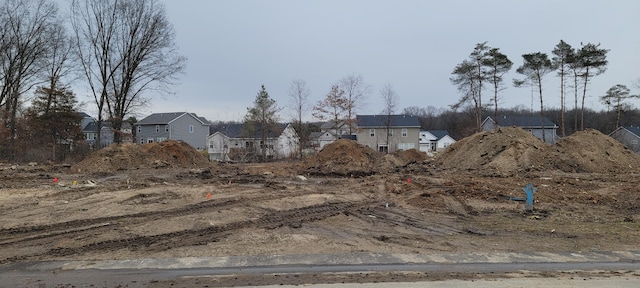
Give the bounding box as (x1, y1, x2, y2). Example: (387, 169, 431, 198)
(149, 0, 640, 122)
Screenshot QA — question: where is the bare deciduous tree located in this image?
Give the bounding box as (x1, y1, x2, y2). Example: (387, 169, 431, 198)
(72, 0, 186, 145)
(339, 74, 369, 135)
(0, 0, 61, 159)
(313, 85, 347, 139)
(287, 79, 310, 158)
(380, 83, 398, 153)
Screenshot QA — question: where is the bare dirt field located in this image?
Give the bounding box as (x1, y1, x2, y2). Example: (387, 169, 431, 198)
(1, 129, 639, 286)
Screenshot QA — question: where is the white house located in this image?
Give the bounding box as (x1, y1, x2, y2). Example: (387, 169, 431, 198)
(419, 130, 456, 153)
(309, 120, 355, 150)
(207, 123, 299, 161)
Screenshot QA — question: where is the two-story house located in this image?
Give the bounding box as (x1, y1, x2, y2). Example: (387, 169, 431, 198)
(419, 130, 456, 153)
(482, 115, 559, 144)
(83, 121, 132, 149)
(135, 112, 210, 150)
(207, 123, 299, 161)
(355, 115, 420, 153)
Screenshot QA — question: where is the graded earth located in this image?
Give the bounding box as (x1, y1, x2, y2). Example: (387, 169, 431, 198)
(1, 128, 639, 286)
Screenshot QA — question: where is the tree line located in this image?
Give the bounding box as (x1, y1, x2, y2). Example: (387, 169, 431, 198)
(0, 0, 184, 162)
(449, 40, 640, 139)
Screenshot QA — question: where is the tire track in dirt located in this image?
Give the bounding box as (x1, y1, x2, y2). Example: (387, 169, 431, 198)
(1, 200, 373, 263)
(351, 207, 464, 236)
(0, 189, 308, 248)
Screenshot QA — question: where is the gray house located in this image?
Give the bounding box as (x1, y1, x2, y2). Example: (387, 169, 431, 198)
(609, 126, 640, 153)
(482, 115, 559, 144)
(135, 112, 210, 150)
(83, 121, 132, 149)
(355, 114, 421, 153)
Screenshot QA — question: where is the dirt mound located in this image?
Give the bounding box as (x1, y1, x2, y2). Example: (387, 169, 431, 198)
(395, 148, 429, 162)
(303, 139, 382, 176)
(550, 129, 640, 173)
(436, 127, 640, 175)
(73, 140, 210, 173)
(435, 127, 549, 176)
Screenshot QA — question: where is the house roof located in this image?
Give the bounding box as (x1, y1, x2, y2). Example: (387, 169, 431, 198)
(486, 115, 557, 128)
(135, 112, 208, 125)
(426, 130, 451, 140)
(620, 126, 640, 137)
(83, 121, 132, 132)
(77, 112, 93, 119)
(212, 123, 288, 138)
(356, 115, 420, 128)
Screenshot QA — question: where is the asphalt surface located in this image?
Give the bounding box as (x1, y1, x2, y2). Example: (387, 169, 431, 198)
(2, 251, 640, 287)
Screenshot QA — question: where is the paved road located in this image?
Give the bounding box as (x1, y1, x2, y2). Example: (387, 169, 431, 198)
(2, 251, 640, 287)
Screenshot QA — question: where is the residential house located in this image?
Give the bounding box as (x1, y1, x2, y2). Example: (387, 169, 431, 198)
(309, 120, 355, 149)
(207, 123, 299, 161)
(419, 130, 456, 153)
(355, 114, 420, 153)
(135, 112, 210, 150)
(609, 126, 640, 153)
(482, 115, 559, 144)
(83, 121, 132, 149)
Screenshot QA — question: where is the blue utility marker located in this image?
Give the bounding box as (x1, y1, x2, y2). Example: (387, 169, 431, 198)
(522, 183, 537, 211)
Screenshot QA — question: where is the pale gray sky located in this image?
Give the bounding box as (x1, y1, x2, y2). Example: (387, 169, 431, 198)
(151, 0, 640, 122)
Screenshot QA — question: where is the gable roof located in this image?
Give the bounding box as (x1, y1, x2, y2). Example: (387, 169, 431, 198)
(486, 115, 557, 128)
(83, 121, 132, 132)
(427, 130, 451, 140)
(212, 123, 288, 138)
(136, 112, 208, 125)
(616, 126, 640, 137)
(356, 115, 420, 128)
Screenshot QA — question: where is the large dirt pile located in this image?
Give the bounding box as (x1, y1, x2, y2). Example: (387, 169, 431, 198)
(73, 140, 210, 173)
(435, 127, 549, 176)
(549, 129, 640, 173)
(303, 139, 383, 176)
(436, 127, 640, 175)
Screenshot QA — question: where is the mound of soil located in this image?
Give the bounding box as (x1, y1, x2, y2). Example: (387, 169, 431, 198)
(303, 139, 382, 176)
(550, 129, 640, 173)
(435, 127, 549, 176)
(436, 127, 640, 176)
(73, 140, 210, 174)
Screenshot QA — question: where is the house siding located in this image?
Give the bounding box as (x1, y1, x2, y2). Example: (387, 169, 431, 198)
(136, 113, 209, 150)
(356, 127, 420, 152)
(610, 128, 640, 153)
(169, 115, 208, 150)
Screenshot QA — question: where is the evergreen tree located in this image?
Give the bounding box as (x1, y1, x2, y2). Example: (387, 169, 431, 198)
(244, 85, 280, 160)
(514, 52, 555, 142)
(552, 40, 574, 136)
(576, 43, 608, 130)
(483, 47, 513, 117)
(24, 83, 83, 161)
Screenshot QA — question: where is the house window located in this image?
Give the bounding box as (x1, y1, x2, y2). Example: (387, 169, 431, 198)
(398, 143, 415, 150)
(147, 139, 154, 144)
(140, 138, 144, 144)
(156, 137, 167, 142)
(155, 125, 159, 132)
(223, 144, 228, 148)
(137, 126, 141, 133)
(369, 129, 375, 137)
(387, 129, 393, 137)
(632, 140, 639, 145)
(402, 128, 408, 137)
(165, 125, 169, 132)
(189, 125, 194, 133)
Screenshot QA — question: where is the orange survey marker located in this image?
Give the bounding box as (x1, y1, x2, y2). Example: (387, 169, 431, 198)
(206, 192, 212, 199)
